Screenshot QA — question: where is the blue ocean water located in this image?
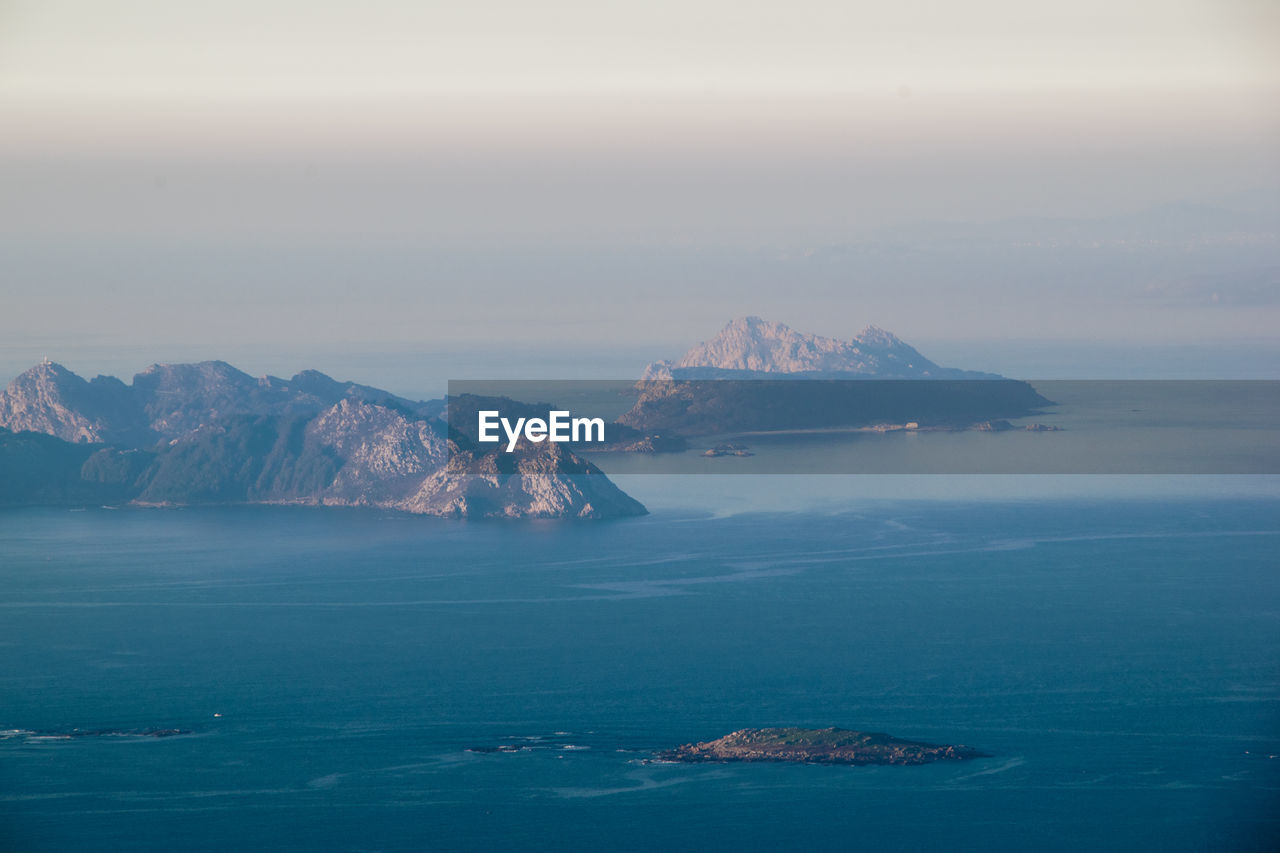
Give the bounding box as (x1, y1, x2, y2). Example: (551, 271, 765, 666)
(2, 495, 1278, 851)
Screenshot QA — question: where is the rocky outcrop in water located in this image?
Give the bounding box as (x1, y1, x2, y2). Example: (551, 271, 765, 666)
(659, 727, 988, 766)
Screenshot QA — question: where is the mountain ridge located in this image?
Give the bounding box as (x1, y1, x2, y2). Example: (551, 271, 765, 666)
(0, 359, 432, 448)
(0, 361, 644, 519)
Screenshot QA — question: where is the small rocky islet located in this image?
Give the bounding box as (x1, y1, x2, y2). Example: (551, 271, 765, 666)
(658, 727, 988, 766)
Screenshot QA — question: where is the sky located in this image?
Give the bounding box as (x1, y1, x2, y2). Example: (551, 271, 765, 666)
(3, 1, 1277, 99)
(1, 0, 1278, 381)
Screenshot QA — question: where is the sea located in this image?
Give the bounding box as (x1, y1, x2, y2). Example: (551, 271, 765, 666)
(2, 478, 1278, 851)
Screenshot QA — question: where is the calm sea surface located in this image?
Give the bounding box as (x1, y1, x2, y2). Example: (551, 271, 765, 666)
(2, 492, 1278, 851)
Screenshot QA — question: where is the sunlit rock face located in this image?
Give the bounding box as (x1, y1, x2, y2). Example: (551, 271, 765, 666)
(398, 438, 647, 519)
(0, 361, 142, 445)
(642, 316, 996, 379)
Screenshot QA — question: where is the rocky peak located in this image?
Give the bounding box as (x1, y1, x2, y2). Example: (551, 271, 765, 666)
(0, 362, 96, 443)
(7, 361, 88, 400)
(131, 361, 283, 438)
(852, 324, 903, 348)
(0, 361, 142, 444)
(642, 317, 968, 378)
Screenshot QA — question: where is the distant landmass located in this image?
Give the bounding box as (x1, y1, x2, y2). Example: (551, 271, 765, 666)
(0, 361, 645, 519)
(658, 727, 988, 766)
(623, 318, 1050, 436)
(0, 322, 1056, 513)
(641, 316, 1000, 380)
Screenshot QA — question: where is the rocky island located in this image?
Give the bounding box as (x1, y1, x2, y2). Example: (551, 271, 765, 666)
(658, 727, 988, 766)
(702, 443, 753, 457)
(622, 318, 1054, 436)
(0, 360, 646, 519)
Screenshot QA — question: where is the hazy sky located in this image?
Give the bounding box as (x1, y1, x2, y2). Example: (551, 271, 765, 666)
(3, 1, 1277, 98)
(1, 1, 1278, 374)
